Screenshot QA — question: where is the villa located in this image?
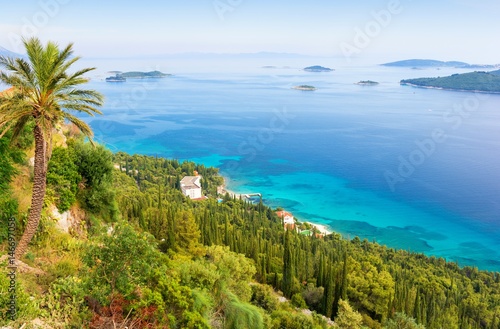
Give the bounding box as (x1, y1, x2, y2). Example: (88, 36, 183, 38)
(180, 176, 203, 199)
(276, 210, 295, 230)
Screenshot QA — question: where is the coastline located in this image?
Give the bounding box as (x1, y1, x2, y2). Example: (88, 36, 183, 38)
(219, 176, 333, 236)
(400, 82, 500, 94)
(304, 221, 332, 235)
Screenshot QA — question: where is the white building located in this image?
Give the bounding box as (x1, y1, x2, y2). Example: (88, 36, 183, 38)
(180, 176, 202, 199)
(276, 210, 295, 229)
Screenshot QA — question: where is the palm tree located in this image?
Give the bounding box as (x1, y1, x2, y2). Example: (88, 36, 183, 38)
(0, 38, 103, 259)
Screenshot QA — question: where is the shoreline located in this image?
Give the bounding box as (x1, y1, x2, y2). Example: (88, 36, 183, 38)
(400, 82, 500, 94)
(304, 221, 333, 235)
(219, 176, 333, 236)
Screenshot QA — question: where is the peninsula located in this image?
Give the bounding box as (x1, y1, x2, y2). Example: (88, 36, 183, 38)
(401, 70, 500, 93)
(382, 59, 497, 69)
(304, 65, 333, 72)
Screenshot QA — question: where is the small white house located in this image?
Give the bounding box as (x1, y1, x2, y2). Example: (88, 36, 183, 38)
(180, 176, 202, 199)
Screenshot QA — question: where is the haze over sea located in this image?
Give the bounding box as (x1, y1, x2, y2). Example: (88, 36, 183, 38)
(80, 55, 500, 272)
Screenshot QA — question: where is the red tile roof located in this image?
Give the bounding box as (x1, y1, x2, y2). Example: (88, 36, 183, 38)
(276, 210, 293, 218)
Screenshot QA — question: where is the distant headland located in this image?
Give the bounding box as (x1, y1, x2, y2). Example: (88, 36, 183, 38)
(105, 70, 170, 82)
(121, 71, 171, 78)
(382, 59, 498, 69)
(304, 65, 334, 72)
(401, 70, 500, 93)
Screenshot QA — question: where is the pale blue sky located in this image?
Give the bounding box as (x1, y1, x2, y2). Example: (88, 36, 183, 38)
(0, 0, 499, 63)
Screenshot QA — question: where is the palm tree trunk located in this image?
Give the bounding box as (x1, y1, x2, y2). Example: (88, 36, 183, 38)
(15, 124, 47, 259)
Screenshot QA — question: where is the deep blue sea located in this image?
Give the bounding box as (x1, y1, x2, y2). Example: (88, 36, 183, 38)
(79, 56, 500, 272)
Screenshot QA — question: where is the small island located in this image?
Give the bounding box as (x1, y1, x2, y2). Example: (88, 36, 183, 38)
(121, 70, 170, 78)
(304, 65, 333, 72)
(401, 70, 500, 93)
(356, 80, 379, 86)
(292, 85, 316, 91)
(105, 72, 126, 82)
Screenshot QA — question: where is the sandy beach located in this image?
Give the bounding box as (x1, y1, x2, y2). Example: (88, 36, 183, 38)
(220, 176, 333, 236)
(304, 222, 333, 235)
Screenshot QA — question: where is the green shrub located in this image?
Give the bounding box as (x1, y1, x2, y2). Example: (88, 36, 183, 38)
(82, 222, 163, 301)
(46, 147, 80, 212)
(271, 310, 316, 329)
(291, 293, 307, 309)
(43, 276, 90, 327)
(251, 284, 279, 312)
(0, 265, 41, 324)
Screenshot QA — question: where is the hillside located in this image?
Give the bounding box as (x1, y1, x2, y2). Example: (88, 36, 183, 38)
(382, 59, 496, 69)
(400, 70, 500, 93)
(1, 127, 500, 328)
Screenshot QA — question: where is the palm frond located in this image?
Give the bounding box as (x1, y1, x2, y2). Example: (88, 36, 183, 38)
(10, 115, 32, 144)
(1, 37, 103, 145)
(0, 121, 15, 139)
(61, 112, 94, 138)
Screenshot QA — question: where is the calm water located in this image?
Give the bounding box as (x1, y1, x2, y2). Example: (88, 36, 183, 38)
(81, 57, 500, 271)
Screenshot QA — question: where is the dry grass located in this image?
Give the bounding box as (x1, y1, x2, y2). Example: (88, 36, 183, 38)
(11, 163, 33, 214)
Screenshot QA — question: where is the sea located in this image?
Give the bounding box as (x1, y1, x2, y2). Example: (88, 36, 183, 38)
(64, 55, 500, 271)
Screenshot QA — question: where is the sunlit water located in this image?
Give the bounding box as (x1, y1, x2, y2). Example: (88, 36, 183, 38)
(71, 56, 500, 271)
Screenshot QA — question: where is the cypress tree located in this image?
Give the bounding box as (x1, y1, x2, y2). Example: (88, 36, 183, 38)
(324, 266, 335, 318)
(414, 288, 422, 323)
(340, 251, 348, 300)
(282, 230, 294, 298)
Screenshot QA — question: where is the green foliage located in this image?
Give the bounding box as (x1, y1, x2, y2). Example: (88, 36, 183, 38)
(46, 146, 81, 212)
(401, 70, 500, 93)
(383, 312, 425, 329)
(109, 151, 500, 328)
(302, 283, 324, 312)
(71, 139, 118, 220)
(0, 131, 21, 242)
(291, 292, 308, 309)
(0, 265, 42, 324)
(205, 245, 256, 302)
(271, 309, 318, 329)
(6, 145, 500, 327)
(251, 284, 279, 312)
(222, 291, 264, 329)
(42, 276, 90, 327)
(348, 260, 394, 321)
(174, 210, 204, 256)
(82, 222, 163, 301)
(335, 299, 363, 329)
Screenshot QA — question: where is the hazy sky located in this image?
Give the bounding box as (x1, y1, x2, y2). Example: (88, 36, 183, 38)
(0, 0, 499, 63)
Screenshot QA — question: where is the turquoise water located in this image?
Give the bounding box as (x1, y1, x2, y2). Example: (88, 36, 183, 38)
(82, 58, 500, 271)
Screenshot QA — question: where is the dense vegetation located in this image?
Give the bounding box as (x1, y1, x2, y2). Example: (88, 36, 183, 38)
(1, 132, 500, 328)
(401, 70, 500, 93)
